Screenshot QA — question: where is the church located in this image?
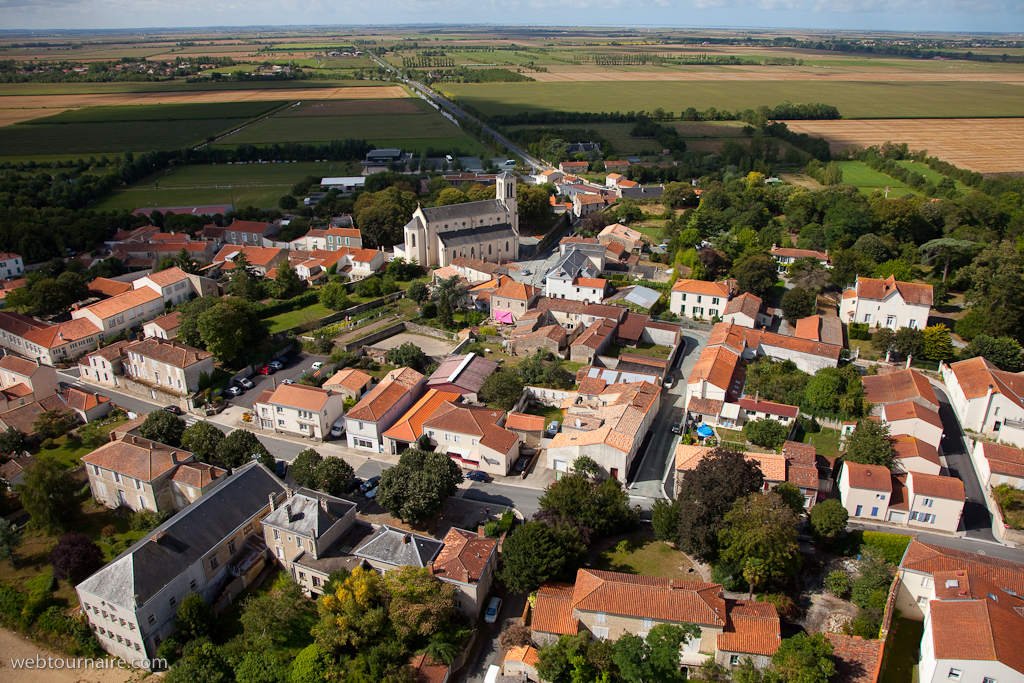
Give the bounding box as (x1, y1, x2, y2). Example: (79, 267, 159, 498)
(394, 172, 519, 268)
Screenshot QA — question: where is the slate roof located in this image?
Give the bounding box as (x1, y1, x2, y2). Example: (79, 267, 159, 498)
(421, 199, 508, 222)
(431, 528, 497, 585)
(354, 525, 443, 568)
(427, 354, 498, 394)
(262, 487, 356, 538)
(77, 463, 286, 608)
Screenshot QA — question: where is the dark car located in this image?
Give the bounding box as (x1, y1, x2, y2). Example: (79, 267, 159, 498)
(359, 475, 381, 493)
(346, 477, 363, 493)
(670, 423, 682, 435)
(275, 461, 287, 479)
(163, 405, 182, 415)
(465, 470, 488, 482)
(513, 456, 530, 473)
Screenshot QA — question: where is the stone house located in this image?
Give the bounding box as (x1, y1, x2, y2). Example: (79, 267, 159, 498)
(429, 527, 498, 617)
(491, 281, 540, 324)
(122, 338, 214, 397)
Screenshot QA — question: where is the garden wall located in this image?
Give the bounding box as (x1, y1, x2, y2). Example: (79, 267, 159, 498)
(527, 386, 573, 406)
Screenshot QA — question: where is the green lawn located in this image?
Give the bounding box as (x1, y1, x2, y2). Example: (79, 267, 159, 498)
(444, 80, 1024, 120)
(592, 528, 698, 580)
(834, 161, 920, 198)
(33, 417, 128, 469)
(263, 302, 333, 334)
(798, 427, 845, 462)
(524, 403, 563, 428)
(633, 224, 666, 243)
(219, 112, 461, 144)
(892, 160, 971, 193)
(879, 618, 923, 683)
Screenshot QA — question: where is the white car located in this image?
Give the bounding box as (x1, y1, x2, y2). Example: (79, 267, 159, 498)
(311, 361, 323, 370)
(330, 420, 345, 438)
(484, 597, 502, 624)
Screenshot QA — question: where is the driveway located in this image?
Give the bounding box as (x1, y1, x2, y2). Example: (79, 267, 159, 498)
(230, 350, 330, 409)
(462, 592, 527, 683)
(931, 382, 995, 541)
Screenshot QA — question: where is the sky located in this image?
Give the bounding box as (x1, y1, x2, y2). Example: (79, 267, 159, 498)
(0, 0, 1021, 33)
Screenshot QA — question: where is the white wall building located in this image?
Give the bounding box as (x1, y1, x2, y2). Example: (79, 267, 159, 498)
(840, 275, 933, 329)
(254, 383, 348, 442)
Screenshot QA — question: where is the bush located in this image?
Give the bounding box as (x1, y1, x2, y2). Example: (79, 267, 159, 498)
(825, 571, 851, 598)
(861, 531, 912, 565)
(759, 592, 800, 619)
(485, 521, 500, 537)
(741, 419, 790, 449)
(850, 558, 894, 609)
(36, 605, 72, 634)
(846, 608, 883, 639)
(0, 584, 27, 625)
(130, 509, 170, 532)
(41, 438, 56, 450)
(479, 326, 497, 336)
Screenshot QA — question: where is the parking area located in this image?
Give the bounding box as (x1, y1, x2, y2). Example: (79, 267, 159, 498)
(365, 332, 459, 357)
(226, 350, 331, 409)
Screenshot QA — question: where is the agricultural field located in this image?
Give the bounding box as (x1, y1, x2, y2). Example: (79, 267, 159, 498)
(91, 160, 354, 212)
(0, 84, 408, 107)
(833, 161, 919, 198)
(443, 81, 1024, 120)
(216, 97, 486, 155)
(787, 118, 1024, 174)
(506, 120, 748, 156)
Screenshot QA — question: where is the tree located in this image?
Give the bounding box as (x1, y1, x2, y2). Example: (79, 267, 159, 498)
(234, 651, 289, 683)
(960, 334, 1024, 372)
(0, 426, 24, 455)
(786, 258, 831, 293)
(808, 499, 849, 545)
(924, 323, 955, 362)
(407, 280, 429, 304)
(957, 241, 1024, 342)
(312, 456, 355, 496)
(138, 410, 186, 447)
(662, 182, 698, 209)
(176, 247, 200, 275)
(385, 342, 427, 372)
(780, 287, 816, 324)
(383, 566, 456, 640)
(718, 493, 800, 599)
(290, 643, 334, 683)
(278, 194, 298, 211)
(0, 522, 22, 567)
(844, 420, 897, 469)
(479, 369, 525, 410)
(291, 448, 323, 488)
(538, 474, 636, 537)
(741, 419, 790, 449)
(733, 254, 779, 299)
(918, 237, 977, 283)
(435, 188, 470, 206)
(770, 633, 835, 683)
(499, 521, 581, 594)
(271, 262, 304, 299)
(436, 297, 454, 329)
(822, 162, 843, 186)
(239, 580, 313, 650)
(774, 482, 808, 518)
(319, 282, 352, 311)
(313, 566, 387, 650)
(197, 298, 266, 363)
(33, 409, 77, 439)
(228, 253, 263, 301)
(176, 592, 216, 641)
(49, 531, 103, 584)
(215, 429, 271, 469)
(871, 327, 896, 356)
(180, 421, 224, 462)
(893, 327, 925, 360)
(375, 449, 462, 523)
(164, 641, 235, 683)
(354, 186, 417, 248)
(871, 259, 913, 282)
(676, 449, 764, 561)
(803, 366, 865, 420)
(177, 296, 221, 349)
(499, 624, 534, 650)
(613, 623, 699, 683)
(829, 248, 877, 288)
(651, 498, 679, 543)
(18, 458, 79, 535)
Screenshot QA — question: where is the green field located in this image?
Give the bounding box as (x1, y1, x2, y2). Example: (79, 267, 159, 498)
(23, 101, 286, 124)
(834, 161, 919, 197)
(893, 160, 971, 191)
(0, 118, 254, 156)
(0, 79, 393, 96)
(219, 113, 456, 143)
(444, 81, 1024, 119)
(507, 120, 747, 155)
(91, 161, 355, 212)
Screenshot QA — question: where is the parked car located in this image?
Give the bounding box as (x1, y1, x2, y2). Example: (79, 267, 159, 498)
(546, 421, 560, 437)
(268, 360, 284, 370)
(163, 406, 182, 415)
(670, 423, 682, 435)
(236, 377, 254, 390)
(257, 365, 274, 375)
(311, 361, 323, 370)
(664, 377, 674, 389)
(282, 379, 294, 385)
(360, 475, 381, 493)
(522, 268, 531, 275)
(330, 420, 345, 438)
(484, 597, 502, 624)
(513, 456, 530, 473)
(346, 477, 363, 492)
(275, 461, 287, 479)
(365, 484, 380, 500)
(465, 470, 488, 482)
(226, 386, 243, 397)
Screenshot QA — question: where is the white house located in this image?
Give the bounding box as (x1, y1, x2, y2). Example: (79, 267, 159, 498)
(769, 245, 829, 273)
(840, 275, 933, 330)
(941, 356, 1024, 443)
(670, 279, 732, 320)
(970, 440, 1024, 491)
(0, 252, 24, 279)
(544, 249, 606, 304)
(893, 435, 942, 476)
(881, 400, 944, 452)
(345, 367, 426, 452)
(132, 267, 218, 306)
(421, 402, 521, 477)
(254, 383, 348, 442)
(71, 287, 164, 339)
(838, 461, 892, 521)
(898, 471, 965, 532)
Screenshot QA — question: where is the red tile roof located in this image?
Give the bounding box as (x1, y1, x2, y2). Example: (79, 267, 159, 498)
(570, 568, 726, 626)
(264, 383, 341, 412)
(861, 369, 939, 408)
(431, 528, 497, 585)
(381, 389, 461, 443)
(323, 368, 374, 392)
(672, 278, 732, 297)
(346, 368, 424, 422)
(795, 315, 821, 341)
(688, 344, 742, 394)
(504, 412, 546, 433)
(125, 338, 212, 368)
(948, 356, 1024, 407)
(894, 435, 941, 468)
(854, 275, 933, 306)
(977, 442, 1024, 479)
(616, 312, 650, 342)
(771, 245, 829, 261)
(910, 471, 965, 501)
(724, 292, 762, 320)
(492, 281, 539, 301)
(214, 245, 285, 267)
(77, 287, 162, 322)
(717, 599, 781, 656)
(147, 311, 182, 332)
(0, 354, 40, 377)
(88, 277, 133, 297)
(825, 634, 883, 683)
(901, 539, 1024, 596)
(82, 435, 193, 482)
(882, 400, 943, 429)
(422, 402, 519, 453)
(736, 398, 799, 418)
(59, 387, 109, 412)
(532, 582, 579, 635)
(143, 266, 191, 287)
(843, 461, 893, 492)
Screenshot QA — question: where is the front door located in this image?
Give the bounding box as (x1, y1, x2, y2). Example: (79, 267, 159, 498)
(610, 468, 619, 481)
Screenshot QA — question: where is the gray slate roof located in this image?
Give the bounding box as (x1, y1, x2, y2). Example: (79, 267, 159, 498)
(262, 487, 356, 539)
(547, 248, 598, 281)
(421, 199, 508, 223)
(77, 462, 286, 609)
(437, 223, 516, 249)
(354, 525, 442, 568)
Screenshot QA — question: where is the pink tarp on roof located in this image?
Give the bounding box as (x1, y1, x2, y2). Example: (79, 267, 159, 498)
(495, 311, 514, 324)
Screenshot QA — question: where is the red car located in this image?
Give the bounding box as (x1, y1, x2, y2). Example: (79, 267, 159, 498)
(257, 365, 274, 375)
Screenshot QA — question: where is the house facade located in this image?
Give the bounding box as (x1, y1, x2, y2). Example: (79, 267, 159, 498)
(838, 461, 892, 521)
(72, 287, 164, 339)
(971, 441, 1024, 491)
(122, 338, 214, 397)
(840, 275, 933, 330)
(430, 527, 498, 617)
(940, 356, 1024, 442)
(0, 252, 24, 278)
(670, 279, 732, 320)
(254, 383, 348, 442)
(490, 281, 540, 324)
(345, 367, 426, 452)
(421, 403, 520, 476)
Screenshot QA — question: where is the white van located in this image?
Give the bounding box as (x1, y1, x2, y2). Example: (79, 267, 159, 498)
(484, 665, 501, 683)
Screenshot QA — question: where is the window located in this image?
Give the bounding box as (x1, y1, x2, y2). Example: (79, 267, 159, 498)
(276, 547, 283, 558)
(641, 618, 653, 630)
(855, 505, 863, 516)
(947, 669, 962, 681)
(595, 612, 607, 624)
(276, 406, 283, 413)
(210, 556, 219, 570)
(712, 297, 720, 305)
(92, 465, 100, 475)
(917, 596, 927, 606)
(871, 507, 879, 516)
(148, 614, 156, 625)
(298, 572, 306, 580)
(593, 626, 609, 640)
(312, 577, 320, 587)
(169, 597, 177, 608)
(921, 577, 932, 588)
(274, 529, 280, 540)
(730, 656, 741, 666)
(114, 472, 121, 484)
(876, 494, 886, 500)
(922, 498, 933, 507)
(228, 540, 236, 554)
(983, 678, 997, 683)
(134, 478, 141, 490)
(134, 643, 141, 652)
(190, 579, 197, 591)
(697, 295, 702, 303)
(909, 319, 918, 329)
(278, 420, 285, 426)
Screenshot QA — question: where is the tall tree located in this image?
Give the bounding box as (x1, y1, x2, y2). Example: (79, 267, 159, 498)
(918, 237, 976, 283)
(733, 254, 779, 299)
(780, 287, 817, 324)
(959, 334, 1024, 372)
(923, 323, 955, 362)
(676, 449, 764, 560)
(770, 633, 836, 683)
(228, 253, 263, 301)
(382, 566, 456, 641)
(844, 420, 897, 469)
(499, 521, 582, 594)
(197, 298, 266, 363)
(479, 368, 525, 410)
(180, 421, 224, 462)
(177, 247, 200, 274)
(138, 410, 186, 447)
(0, 522, 22, 567)
(957, 241, 1024, 342)
(291, 448, 324, 489)
(312, 456, 355, 497)
(49, 531, 104, 583)
(18, 459, 80, 535)
(215, 429, 271, 469)
(808, 499, 849, 545)
(271, 262, 305, 299)
(537, 474, 636, 537)
(385, 342, 427, 372)
(613, 623, 700, 683)
(718, 493, 801, 599)
(375, 449, 462, 523)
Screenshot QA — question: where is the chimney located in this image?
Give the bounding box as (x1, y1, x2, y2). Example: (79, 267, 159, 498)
(170, 451, 178, 465)
(427, 560, 434, 574)
(109, 431, 117, 443)
(403, 534, 411, 544)
(669, 579, 675, 589)
(132, 436, 137, 444)
(478, 525, 486, 537)
(268, 493, 276, 511)
(285, 504, 292, 522)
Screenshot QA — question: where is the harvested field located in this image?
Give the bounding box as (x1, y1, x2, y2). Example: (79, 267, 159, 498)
(362, 332, 458, 357)
(778, 172, 824, 190)
(278, 98, 424, 117)
(529, 69, 1024, 84)
(0, 86, 409, 110)
(786, 118, 1024, 174)
(0, 108, 73, 126)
